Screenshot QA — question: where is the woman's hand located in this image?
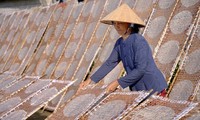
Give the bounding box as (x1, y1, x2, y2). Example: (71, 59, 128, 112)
(77, 79, 92, 94)
(106, 80, 119, 94)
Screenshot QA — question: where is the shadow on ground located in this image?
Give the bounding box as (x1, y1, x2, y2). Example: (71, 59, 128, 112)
(27, 109, 52, 120)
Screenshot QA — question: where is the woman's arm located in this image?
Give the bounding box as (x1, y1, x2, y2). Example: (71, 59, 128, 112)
(78, 41, 121, 92)
(91, 47, 121, 83)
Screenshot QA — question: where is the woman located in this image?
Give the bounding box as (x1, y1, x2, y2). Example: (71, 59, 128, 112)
(78, 4, 167, 96)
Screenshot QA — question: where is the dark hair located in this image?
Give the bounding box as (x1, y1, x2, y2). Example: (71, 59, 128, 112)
(130, 24, 140, 34)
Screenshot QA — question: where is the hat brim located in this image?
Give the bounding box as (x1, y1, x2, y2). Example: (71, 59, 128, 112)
(100, 20, 145, 27)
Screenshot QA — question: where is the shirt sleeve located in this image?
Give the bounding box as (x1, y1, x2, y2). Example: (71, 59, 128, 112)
(90, 43, 121, 83)
(118, 36, 150, 88)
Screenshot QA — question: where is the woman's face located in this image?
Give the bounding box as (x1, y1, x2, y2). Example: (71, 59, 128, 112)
(113, 22, 130, 35)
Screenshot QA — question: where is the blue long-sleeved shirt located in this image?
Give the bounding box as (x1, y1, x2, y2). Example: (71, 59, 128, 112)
(91, 33, 167, 93)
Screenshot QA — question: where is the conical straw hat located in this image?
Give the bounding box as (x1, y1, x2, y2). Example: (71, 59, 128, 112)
(101, 4, 145, 27)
